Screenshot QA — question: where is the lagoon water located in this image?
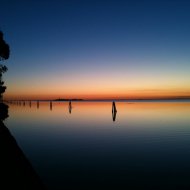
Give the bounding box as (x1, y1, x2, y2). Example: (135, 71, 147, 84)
(5, 101, 190, 189)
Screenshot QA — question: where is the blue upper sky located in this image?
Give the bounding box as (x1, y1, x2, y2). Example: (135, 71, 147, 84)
(1, 0, 190, 99)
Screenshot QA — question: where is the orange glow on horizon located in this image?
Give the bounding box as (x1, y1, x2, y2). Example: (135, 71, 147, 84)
(4, 88, 190, 100)
(4, 66, 190, 101)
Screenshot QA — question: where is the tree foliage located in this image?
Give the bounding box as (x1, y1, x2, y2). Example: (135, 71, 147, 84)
(0, 31, 10, 60)
(0, 31, 10, 100)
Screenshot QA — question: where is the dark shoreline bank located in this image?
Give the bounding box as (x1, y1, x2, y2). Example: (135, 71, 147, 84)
(0, 103, 46, 189)
(0, 121, 47, 189)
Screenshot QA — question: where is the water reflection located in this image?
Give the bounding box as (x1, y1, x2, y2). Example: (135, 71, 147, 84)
(6, 101, 190, 189)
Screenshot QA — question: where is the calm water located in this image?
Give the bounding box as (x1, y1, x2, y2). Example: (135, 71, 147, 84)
(5, 101, 190, 189)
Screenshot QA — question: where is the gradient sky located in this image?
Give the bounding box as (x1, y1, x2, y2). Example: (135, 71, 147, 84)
(1, 0, 190, 100)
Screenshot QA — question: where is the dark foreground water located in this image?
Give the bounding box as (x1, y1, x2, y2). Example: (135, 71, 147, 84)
(5, 101, 190, 189)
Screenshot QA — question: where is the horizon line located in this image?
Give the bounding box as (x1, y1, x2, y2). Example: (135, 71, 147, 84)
(4, 96, 190, 102)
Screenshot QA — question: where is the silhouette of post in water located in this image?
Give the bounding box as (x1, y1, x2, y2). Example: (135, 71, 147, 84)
(69, 100, 72, 114)
(37, 101, 39, 109)
(29, 101, 31, 107)
(112, 101, 117, 122)
(50, 101, 52, 111)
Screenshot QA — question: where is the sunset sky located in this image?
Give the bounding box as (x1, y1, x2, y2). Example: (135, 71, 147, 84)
(1, 0, 190, 100)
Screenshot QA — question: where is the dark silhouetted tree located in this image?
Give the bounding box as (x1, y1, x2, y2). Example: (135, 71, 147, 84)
(0, 31, 10, 101)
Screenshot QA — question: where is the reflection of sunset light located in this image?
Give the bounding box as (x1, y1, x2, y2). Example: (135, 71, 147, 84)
(9, 102, 190, 128)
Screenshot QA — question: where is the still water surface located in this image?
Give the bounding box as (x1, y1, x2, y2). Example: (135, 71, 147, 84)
(5, 101, 190, 189)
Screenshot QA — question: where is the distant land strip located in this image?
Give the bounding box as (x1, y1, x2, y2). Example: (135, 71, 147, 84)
(5, 96, 190, 102)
